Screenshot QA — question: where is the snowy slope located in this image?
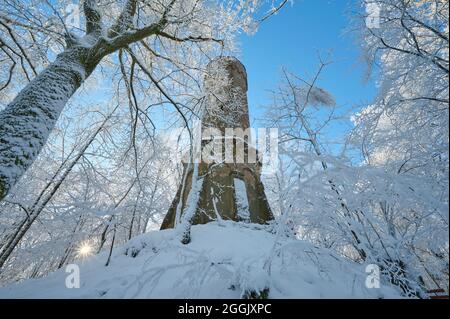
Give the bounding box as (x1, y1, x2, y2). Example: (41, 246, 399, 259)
(0, 222, 401, 298)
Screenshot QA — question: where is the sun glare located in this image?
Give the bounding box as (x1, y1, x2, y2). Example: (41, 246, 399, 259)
(76, 241, 93, 259)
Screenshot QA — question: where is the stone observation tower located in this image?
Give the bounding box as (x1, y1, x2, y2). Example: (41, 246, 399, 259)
(161, 57, 273, 229)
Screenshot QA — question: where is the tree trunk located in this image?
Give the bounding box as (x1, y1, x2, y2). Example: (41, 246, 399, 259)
(0, 46, 99, 202)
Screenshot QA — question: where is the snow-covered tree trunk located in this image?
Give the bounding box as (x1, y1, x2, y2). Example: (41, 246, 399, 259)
(0, 0, 161, 202)
(0, 47, 96, 202)
(177, 163, 203, 244)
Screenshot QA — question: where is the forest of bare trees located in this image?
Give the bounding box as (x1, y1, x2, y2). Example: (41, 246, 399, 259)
(0, 0, 447, 299)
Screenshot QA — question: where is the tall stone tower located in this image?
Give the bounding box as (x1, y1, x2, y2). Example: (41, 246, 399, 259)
(161, 57, 273, 229)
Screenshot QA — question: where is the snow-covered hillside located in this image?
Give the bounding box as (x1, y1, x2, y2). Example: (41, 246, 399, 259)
(0, 222, 401, 298)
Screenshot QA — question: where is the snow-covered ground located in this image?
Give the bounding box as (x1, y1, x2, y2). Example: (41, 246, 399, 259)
(0, 222, 401, 298)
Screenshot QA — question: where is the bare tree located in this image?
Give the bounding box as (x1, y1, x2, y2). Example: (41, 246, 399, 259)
(0, 0, 289, 202)
(0, 105, 117, 269)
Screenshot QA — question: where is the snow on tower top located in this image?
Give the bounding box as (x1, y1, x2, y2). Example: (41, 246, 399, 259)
(203, 56, 250, 130)
(205, 56, 248, 92)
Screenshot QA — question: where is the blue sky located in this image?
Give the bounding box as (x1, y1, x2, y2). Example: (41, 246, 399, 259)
(238, 0, 377, 154)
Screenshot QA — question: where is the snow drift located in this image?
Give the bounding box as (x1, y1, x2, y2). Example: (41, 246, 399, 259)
(0, 221, 401, 298)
